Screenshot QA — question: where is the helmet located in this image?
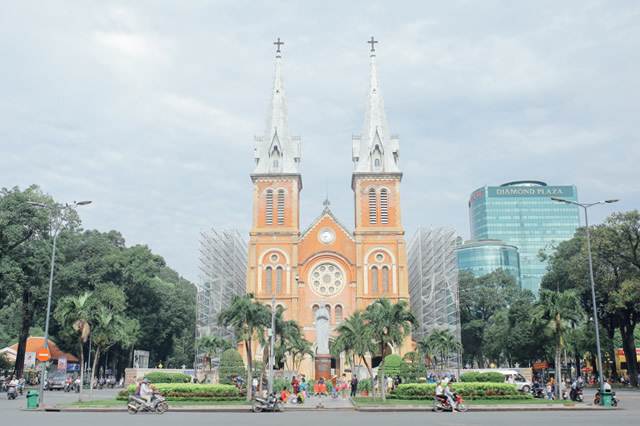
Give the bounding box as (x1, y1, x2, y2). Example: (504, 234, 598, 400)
(142, 378, 150, 383)
(151, 385, 156, 389)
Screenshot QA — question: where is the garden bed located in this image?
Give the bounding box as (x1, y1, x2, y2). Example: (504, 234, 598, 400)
(117, 383, 242, 401)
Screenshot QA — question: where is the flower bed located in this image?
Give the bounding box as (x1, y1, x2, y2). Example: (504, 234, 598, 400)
(117, 383, 242, 401)
(394, 382, 530, 400)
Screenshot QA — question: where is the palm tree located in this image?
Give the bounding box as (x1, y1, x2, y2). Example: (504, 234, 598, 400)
(428, 328, 462, 372)
(364, 298, 416, 402)
(331, 310, 378, 400)
(197, 335, 232, 370)
(532, 289, 584, 398)
(218, 293, 270, 401)
(416, 336, 436, 369)
(88, 306, 124, 401)
(54, 292, 93, 402)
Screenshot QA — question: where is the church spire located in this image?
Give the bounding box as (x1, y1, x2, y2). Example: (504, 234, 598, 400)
(253, 38, 301, 175)
(352, 37, 400, 174)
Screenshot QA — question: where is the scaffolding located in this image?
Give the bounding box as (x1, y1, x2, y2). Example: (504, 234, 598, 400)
(407, 227, 461, 346)
(195, 228, 248, 368)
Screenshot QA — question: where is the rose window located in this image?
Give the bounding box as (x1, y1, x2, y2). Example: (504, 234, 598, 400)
(309, 262, 345, 297)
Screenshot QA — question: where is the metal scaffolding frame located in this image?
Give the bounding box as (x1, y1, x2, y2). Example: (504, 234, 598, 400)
(195, 228, 248, 368)
(408, 227, 461, 349)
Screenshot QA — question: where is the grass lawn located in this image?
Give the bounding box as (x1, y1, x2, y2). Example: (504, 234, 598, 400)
(352, 397, 580, 406)
(63, 398, 251, 407)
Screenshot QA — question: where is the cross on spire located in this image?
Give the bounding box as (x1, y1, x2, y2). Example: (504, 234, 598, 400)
(367, 36, 378, 52)
(323, 198, 331, 209)
(274, 37, 284, 54)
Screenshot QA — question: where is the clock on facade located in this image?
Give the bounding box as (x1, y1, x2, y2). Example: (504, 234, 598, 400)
(318, 227, 335, 244)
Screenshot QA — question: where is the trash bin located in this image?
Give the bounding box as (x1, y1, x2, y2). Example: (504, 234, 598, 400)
(26, 390, 39, 409)
(601, 389, 612, 407)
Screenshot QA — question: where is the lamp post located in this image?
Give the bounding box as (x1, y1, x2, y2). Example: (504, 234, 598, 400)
(26, 200, 92, 406)
(551, 197, 618, 395)
(268, 293, 275, 395)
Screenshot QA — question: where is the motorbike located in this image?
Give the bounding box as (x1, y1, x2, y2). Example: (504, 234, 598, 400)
(252, 392, 284, 413)
(531, 387, 544, 398)
(433, 392, 468, 412)
(127, 391, 168, 414)
(575, 389, 584, 402)
(64, 381, 72, 392)
(594, 390, 618, 407)
(7, 385, 18, 400)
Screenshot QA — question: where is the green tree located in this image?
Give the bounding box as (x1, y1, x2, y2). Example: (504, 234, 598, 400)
(416, 336, 436, 368)
(532, 289, 584, 398)
(331, 310, 378, 400)
(364, 298, 416, 402)
(54, 291, 93, 402)
(217, 293, 270, 401)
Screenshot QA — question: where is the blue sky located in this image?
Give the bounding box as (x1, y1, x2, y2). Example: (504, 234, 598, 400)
(2, 1, 638, 284)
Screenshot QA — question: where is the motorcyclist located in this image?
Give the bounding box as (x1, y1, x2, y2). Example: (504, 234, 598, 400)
(140, 378, 153, 407)
(435, 380, 444, 401)
(444, 381, 457, 412)
(18, 376, 25, 394)
(8, 376, 19, 397)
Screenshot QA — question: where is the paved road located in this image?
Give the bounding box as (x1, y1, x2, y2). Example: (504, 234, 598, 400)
(2, 387, 638, 426)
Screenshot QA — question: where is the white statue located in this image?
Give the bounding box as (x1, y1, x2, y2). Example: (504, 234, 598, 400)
(315, 305, 330, 355)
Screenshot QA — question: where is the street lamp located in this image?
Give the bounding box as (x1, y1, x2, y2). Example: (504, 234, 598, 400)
(26, 200, 92, 406)
(551, 197, 618, 395)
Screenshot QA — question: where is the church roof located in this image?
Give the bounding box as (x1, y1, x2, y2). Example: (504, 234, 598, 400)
(253, 40, 301, 175)
(352, 38, 400, 174)
(299, 199, 355, 243)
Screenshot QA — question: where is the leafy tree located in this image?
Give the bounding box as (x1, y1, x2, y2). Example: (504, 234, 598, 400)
(383, 354, 404, 377)
(416, 336, 436, 368)
(331, 310, 378, 400)
(88, 306, 125, 400)
(532, 289, 584, 398)
(217, 293, 270, 401)
(364, 298, 416, 402)
(427, 328, 462, 372)
(401, 352, 426, 382)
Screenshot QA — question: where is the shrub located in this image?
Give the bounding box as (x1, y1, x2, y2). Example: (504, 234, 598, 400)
(143, 372, 192, 383)
(460, 372, 480, 382)
(119, 383, 240, 401)
(394, 382, 524, 400)
(477, 372, 505, 383)
(218, 349, 246, 385)
(359, 378, 372, 392)
(383, 354, 404, 377)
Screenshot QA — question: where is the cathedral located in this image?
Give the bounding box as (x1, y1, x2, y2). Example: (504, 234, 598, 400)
(246, 38, 411, 380)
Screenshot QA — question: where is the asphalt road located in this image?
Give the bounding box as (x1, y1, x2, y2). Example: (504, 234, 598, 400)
(2, 387, 638, 426)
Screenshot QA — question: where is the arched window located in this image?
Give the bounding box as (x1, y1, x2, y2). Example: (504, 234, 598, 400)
(277, 189, 285, 225)
(382, 266, 389, 292)
(325, 304, 331, 323)
(369, 188, 377, 224)
(312, 305, 319, 322)
(335, 305, 343, 324)
(380, 189, 388, 224)
(374, 159, 380, 167)
(266, 190, 274, 226)
(275, 267, 283, 294)
(371, 266, 378, 293)
(265, 266, 273, 293)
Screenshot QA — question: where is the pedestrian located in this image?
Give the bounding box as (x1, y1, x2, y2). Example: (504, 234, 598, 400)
(341, 373, 348, 399)
(350, 375, 358, 397)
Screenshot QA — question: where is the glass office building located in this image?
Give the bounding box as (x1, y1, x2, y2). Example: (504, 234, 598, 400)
(468, 180, 579, 294)
(457, 239, 521, 286)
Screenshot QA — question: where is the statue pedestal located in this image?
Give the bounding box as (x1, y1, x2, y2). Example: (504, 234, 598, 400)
(315, 354, 331, 381)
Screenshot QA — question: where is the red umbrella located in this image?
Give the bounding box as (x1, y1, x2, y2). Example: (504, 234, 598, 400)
(581, 367, 591, 372)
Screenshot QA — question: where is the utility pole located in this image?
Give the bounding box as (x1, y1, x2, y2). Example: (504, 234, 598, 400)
(268, 294, 275, 394)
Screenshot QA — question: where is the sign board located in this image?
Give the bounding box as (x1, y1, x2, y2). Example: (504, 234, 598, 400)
(24, 352, 36, 368)
(617, 349, 640, 356)
(58, 356, 67, 372)
(67, 363, 80, 371)
(533, 362, 548, 370)
(36, 348, 51, 362)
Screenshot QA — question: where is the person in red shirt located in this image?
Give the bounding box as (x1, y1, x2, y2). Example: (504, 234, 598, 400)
(280, 387, 288, 404)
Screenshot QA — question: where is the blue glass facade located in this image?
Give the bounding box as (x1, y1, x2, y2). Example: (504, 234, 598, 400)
(457, 239, 521, 286)
(468, 181, 580, 294)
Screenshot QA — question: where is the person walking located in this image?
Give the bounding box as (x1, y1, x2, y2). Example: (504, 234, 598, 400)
(350, 375, 358, 397)
(341, 373, 348, 399)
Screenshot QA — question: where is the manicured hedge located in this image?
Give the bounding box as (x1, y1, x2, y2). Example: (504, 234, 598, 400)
(460, 372, 506, 383)
(143, 372, 193, 383)
(118, 383, 241, 401)
(394, 382, 528, 400)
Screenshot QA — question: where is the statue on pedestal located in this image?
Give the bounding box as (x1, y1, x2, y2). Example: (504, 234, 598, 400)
(315, 305, 330, 355)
